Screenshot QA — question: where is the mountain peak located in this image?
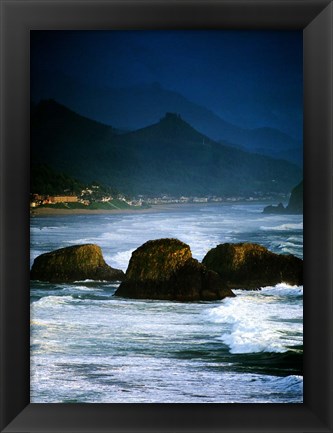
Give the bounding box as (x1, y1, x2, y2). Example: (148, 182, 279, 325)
(158, 111, 197, 132)
(145, 111, 206, 143)
(32, 99, 113, 131)
(31, 100, 302, 197)
(160, 112, 185, 124)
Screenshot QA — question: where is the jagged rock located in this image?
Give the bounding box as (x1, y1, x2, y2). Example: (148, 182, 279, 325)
(202, 242, 303, 290)
(263, 180, 303, 214)
(263, 202, 286, 214)
(30, 244, 124, 283)
(115, 238, 235, 301)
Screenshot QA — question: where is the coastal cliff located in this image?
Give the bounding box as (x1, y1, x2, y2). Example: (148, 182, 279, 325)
(263, 180, 303, 214)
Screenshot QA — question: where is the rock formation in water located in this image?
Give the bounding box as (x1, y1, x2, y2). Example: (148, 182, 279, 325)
(202, 242, 303, 289)
(262, 202, 286, 214)
(263, 180, 303, 214)
(30, 244, 124, 283)
(114, 238, 235, 301)
(285, 180, 303, 213)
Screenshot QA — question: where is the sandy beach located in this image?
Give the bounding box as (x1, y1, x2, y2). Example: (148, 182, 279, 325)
(30, 203, 192, 217)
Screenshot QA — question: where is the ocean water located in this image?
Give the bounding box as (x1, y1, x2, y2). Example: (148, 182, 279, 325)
(30, 203, 303, 403)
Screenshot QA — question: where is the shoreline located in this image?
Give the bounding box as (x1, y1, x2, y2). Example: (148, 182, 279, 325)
(30, 200, 274, 217)
(30, 203, 195, 217)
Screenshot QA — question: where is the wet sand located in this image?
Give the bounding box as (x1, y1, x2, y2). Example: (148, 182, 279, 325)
(30, 203, 192, 217)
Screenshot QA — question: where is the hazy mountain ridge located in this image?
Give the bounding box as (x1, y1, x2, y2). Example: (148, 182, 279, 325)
(31, 100, 302, 197)
(31, 71, 302, 164)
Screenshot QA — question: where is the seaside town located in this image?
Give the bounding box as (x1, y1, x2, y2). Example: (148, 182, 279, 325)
(30, 183, 288, 210)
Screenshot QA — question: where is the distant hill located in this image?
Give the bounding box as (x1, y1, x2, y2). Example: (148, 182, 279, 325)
(31, 100, 302, 197)
(235, 127, 302, 164)
(31, 163, 120, 198)
(32, 72, 302, 165)
(31, 163, 85, 195)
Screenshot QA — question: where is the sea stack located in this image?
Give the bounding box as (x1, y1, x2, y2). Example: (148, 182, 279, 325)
(202, 242, 303, 289)
(30, 244, 124, 283)
(263, 180, 303, 214)
(115, 238, 235, 301)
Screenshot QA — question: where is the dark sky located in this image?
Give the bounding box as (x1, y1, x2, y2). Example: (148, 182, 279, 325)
(31, 30, 303, 139)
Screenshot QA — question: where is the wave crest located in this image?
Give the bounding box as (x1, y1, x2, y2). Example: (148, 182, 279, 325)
(206, 284, 303, 354)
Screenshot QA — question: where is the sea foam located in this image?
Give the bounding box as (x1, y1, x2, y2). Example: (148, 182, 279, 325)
(30, 203, 303, 403)
(206, 284, 303, 354)
(260, 222, 303, 231)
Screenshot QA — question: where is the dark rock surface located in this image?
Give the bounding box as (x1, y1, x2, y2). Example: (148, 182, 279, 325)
(30, 244, 124, 283)
(263, 180, 303, 214)
(286, 180, 303, 213)
(115, 238, 235, 301)
(202, 242, 303, 290)
(262, 202, 286, 214)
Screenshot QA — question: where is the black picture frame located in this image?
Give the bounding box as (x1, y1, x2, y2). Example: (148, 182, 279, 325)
(0, 0, 332, 432)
